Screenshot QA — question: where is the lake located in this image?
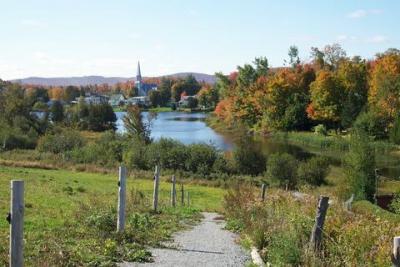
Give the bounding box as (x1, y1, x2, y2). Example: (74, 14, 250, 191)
(116, 111, 400, 179)
(116, 111, 233, 150)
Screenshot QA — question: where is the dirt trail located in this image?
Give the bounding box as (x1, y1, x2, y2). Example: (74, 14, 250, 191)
(120, 212, 250, 267)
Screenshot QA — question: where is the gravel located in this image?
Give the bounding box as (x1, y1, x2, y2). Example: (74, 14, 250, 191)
(120, 212, 251, 267)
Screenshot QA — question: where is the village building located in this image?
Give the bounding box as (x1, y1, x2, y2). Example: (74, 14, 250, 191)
(135, 62, 157, 97)
(108, 94, 125, 107)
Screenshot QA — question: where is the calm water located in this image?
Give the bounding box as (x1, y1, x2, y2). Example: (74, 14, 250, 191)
(116, 111, 233, 150)
(116, 111, 400, 179)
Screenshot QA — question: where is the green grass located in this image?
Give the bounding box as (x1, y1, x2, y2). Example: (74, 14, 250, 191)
(0, 165, 225, 266)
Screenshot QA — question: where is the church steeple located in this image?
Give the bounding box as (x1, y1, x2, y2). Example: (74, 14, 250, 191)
(136, 61, 142, 82)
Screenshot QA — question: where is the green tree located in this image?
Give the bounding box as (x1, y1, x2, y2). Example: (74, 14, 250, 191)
(254, 57, 269, 77)
(344, 129, 376, 201)
(337, 57, 368, 128)
(148, 90, 162, 107)
(287, 45, 300, 68)
(266, 153, 298, 189)
(123, 105, 151, 143)
(50, 100, 64, 123)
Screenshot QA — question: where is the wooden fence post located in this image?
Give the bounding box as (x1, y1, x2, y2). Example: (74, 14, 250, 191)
(181, 183, 184, 206)
(171, 175, 176, 207)
(10, 180, 24, 267)
(187, 191, 190, 207)
(310, 196, 329, 250)
(152, 165, 160, 212)
(117, 166, 127, 232)
(392, 236, 400, 267)
(261, 184, 267, 201)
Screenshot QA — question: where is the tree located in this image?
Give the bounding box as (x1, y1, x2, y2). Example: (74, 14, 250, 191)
(254, 57, 269, 77)
(368, 53, 400, 125)
(237, 64, 257, 88)
(64, 86, 81, 102)
(187, 97, 198, 109)
(344, 129, 376, 201)
(307, 70, 344, 127)
(287, 45, 300, 68)
(86, 103, 116, 131)
(158, 77, 173, 105)
(123, 105, 152, 143)
(266, 153, 298, 189)
(50, 101, 64, 123)
(337, 57, 368, 128)
(148, 90, 162, 107)
(323, 43, 347, 70)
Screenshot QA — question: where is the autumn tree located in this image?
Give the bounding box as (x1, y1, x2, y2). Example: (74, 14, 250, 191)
(368, 52, 400, 125)
(337, 57, 368, 128)
(307, 70, 345, 127)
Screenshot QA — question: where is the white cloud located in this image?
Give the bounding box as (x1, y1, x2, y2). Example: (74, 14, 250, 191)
(367, 35, 388, 43)
(347, 9, 382, 19)
(336, 35, 358, 42)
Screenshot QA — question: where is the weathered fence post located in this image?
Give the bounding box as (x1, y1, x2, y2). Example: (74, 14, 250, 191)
(171, 175, 176, 207)
(261, 183, 267, 201)
(187, 191, 190, 207)
(10, 180, 24, 267)
(392, 236, 400, 267)
(117, 166, 127, 232)
(310, 196, 329, 250)
(152, 165, 160, 212)
(181, 183, 184, 206)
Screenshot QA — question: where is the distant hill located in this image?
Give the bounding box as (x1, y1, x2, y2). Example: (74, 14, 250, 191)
(11, 72, 216, 86)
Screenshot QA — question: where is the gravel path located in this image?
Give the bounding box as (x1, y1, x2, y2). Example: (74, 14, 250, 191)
(120, 212, 250, 267)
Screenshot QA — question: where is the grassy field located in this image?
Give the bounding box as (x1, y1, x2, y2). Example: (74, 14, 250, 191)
(0, 165, 225, 266)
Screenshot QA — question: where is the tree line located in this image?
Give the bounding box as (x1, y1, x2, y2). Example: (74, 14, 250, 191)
(214, 44, 400, 142)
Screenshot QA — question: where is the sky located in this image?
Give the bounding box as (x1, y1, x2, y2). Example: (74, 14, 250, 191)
(0, 0, 399, 80)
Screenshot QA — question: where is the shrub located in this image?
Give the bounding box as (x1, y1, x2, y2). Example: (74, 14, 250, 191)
(233, 139, 266, 175)
(69, 131, 124, 166)
(390, 115, 400, 144)
(145, 138, 188, 170)
(344, 129, 376, 201)
(185, 143, 218, 175)
(123, 138, 149, 170)
(297, 156, 330, 186)
(314, 124, 327, 136)
(37, 129, 85, 154)
(353, 111, 387, 140)
(266, 153, 298, 189)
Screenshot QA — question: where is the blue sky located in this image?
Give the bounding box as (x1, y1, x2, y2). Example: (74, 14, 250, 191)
(0, 0, 399, 80)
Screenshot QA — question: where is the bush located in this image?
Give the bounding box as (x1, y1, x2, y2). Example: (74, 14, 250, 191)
(353, 111, 387, 140)
(344, 129, 376, 201)
(185, 143, 218, 175)
(37, 128, 85, 154)
(145, 138, 188, 170)
(390, 115, 400, 144)
(314, 124, 327, 136)
(266, 153, 298, 189)
(297, 157, 330, 186)
(68, 131, 125, 166)
(123, 138, 149, 170)
(233, 139, 266, 175)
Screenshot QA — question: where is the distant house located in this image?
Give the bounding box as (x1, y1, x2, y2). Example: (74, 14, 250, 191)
(109, 94, 126, 107)
(126, 96, 150, 106)
(75, 93, 109, 105)
(178, 95, 196, 107)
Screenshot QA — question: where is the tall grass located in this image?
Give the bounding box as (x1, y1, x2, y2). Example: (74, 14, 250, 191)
(224, 185, 400, 266)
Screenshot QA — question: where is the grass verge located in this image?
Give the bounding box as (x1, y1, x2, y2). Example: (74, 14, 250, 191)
(0, 166, 225, 266)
